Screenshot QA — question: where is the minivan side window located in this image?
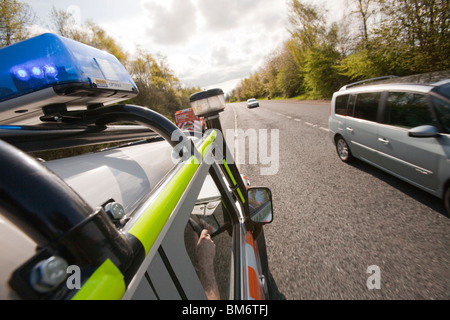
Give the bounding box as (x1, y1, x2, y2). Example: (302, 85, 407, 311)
(385, 92, 434, 129)
(335, 95, 350, 115)
(432, 97, 450, 133)
(353, 92, 381, 122)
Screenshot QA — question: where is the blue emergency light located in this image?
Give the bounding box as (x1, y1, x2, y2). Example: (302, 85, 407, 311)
(0, 33, 138, 122)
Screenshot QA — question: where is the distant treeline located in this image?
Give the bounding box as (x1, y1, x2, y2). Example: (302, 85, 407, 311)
(229, 0, 450, 102)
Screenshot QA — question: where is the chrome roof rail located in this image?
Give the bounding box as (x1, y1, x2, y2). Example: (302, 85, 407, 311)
(340, 75, 399, 91)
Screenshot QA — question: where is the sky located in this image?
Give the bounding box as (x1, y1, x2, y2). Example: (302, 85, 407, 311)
(23, 0, 348, 94)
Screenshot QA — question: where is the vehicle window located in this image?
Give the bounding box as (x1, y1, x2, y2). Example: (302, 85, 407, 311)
(434, 83, 450, 100)
(432, 97, 450, 133)
(184, 198, 232, 300)
(385, 92, 434, 129)
(335, 95, 349, 115)
(353, 92, 381, 122)
(348, 94, 357, 117)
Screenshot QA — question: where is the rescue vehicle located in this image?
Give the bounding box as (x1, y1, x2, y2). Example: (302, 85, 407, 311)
(175, 108, 206, 132)
(0, 33, 275, 300)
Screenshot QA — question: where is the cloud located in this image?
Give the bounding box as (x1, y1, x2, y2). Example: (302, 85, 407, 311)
(143, 0, 198, 45)
(103, 0, 289, 91)
(181, 63, 253, 90)
(210, 46, 230, 66)
(197, 0, 286, 32)
(196, 0, 248, 31)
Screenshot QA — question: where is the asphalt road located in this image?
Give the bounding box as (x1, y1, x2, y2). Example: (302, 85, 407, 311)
(220, 100, 450, 300)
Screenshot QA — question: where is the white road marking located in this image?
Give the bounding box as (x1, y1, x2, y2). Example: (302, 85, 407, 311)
(232, 105, 241, 170)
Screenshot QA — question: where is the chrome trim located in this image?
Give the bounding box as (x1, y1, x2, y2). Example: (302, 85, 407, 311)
(351, 140, 434, 175)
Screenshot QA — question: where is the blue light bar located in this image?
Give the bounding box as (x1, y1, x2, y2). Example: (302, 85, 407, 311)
(0, 125, 22, 130)
(0, 33, 138, 104)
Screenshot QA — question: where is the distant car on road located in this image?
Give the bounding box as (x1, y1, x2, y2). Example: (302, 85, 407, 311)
(329, 72, 450, 214)
(247, 98, 260, 109)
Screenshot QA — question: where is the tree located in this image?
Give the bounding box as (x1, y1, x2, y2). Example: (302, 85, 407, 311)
(87, 22, 128, 64)
(352, 0, 378, 45)
(276, 41, 304, 97)
(372, 0, 450, 73)
(49, 8, 128, 65)
(48, 8, 197, 119)
(288, 0, 326, 50)
(260, 49, 284, 98)
(0, 0, 34, 48)
(304, 45, 345, 98)
(127, 48, 199, 118)
(49, 6, 75, 39)
(336, 48, 385, 80)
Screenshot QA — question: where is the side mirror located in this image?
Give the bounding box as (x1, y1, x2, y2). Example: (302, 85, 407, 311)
(408, 125, 440, 138)
(248, 187, 273, 224)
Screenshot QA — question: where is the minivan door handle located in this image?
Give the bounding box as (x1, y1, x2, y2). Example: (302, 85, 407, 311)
(378, 138, 390, 145)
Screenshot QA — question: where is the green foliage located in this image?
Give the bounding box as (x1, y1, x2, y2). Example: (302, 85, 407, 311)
(303, 46, 345, 99)
(230, 0, 450, 101)
(372, 0, 450, 74)
(0, 0, 34, 47)
(336, 48, 384, 80)
(126, 49, 200, 119)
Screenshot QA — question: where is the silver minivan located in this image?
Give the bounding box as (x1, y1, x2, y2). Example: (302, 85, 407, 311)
(329, 74, 450, 214)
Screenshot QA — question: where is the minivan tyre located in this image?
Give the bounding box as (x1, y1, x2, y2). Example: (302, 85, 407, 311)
(444, 186, 450, 217)
(335, 136, 353, 163)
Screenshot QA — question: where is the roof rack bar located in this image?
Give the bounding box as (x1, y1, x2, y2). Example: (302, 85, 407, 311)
(340, 75, 399, 91)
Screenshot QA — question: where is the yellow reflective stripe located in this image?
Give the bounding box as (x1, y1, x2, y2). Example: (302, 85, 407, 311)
(222, 160, 246, 204)
(72, 259, 125, 300)
(129, 156, 199, 254)
(200, 130, 218, 158)
(129, 131, 217, 255)
(71, 131, 219, 300)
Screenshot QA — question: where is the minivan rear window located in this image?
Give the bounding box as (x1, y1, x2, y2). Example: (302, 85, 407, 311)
(335, 95, 349, 115)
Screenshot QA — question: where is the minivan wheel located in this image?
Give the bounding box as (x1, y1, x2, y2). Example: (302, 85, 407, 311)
(336, 136, 353, 163)
(444, 186, 450, 217)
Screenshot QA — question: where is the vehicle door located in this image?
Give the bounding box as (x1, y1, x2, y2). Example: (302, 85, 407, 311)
(431, 96, 450, 194)
(345, 92, 383, 165)
(377, 91, 441, 192)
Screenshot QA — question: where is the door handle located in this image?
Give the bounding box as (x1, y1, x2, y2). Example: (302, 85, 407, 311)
(378, 138, 390, 145)
(346, 127, 354, 133)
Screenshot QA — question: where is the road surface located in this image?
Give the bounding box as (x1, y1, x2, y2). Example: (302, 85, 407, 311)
(220, 100, 450, 300)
